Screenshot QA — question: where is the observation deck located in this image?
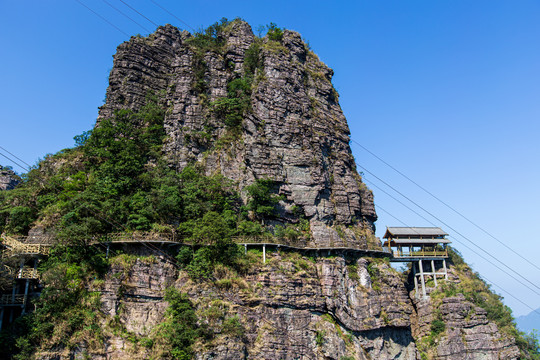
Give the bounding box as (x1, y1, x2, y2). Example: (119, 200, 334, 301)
(383, 227, 451, 299)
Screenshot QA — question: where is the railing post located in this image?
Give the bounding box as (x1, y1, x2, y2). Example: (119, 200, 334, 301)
(263, 244, 266, 264)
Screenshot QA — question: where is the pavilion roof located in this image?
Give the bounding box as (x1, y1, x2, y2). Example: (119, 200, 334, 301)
(383, 227, 448, 239)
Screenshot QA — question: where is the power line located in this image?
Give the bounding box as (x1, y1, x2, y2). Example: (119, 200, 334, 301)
(375, 204, 412, 228)
(359, 164, 540, 291)
(117, 0, 158, 28)
(374, 204, 540, 317)
(0, 150, 29, 173)
(149, 0, 195, 31)
(362, 169, 540, 297)
(350, 138, 540, 273)
(102, 0, 152, 33)
(74, 0, 130, 37)
(0, 146, 33, 169)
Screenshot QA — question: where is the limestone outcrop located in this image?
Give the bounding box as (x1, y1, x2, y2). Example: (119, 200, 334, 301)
(44, 249, 520, 360)
(98, 21, 377, 247)
(0, 165, 20, 190)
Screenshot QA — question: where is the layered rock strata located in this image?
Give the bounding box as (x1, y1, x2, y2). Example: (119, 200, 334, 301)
(44, 249, 520, 360)
(0, 165, 20, 190)
(98, 21, 376, 247)
(85, 251, 417, 360)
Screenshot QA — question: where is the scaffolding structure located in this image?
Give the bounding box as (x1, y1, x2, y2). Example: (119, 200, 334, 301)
(0, 234, 52, 329)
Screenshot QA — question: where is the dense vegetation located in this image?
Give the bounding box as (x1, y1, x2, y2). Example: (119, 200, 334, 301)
(0, 87, 283, 358)
(0, 245, 108, 359)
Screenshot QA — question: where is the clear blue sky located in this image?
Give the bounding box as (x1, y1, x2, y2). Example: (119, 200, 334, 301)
(1, 0, 539, 317)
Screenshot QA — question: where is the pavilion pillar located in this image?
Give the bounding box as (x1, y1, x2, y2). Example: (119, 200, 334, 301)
(418, 260, 427, 299)
(21, 279, 30, 314)
(412, 262, 419, 298)
(431, 259, 437, 287)
(443, 258, 448, 280)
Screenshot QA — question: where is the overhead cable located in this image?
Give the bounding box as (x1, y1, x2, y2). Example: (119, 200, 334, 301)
(350, 138, 540, 273)
(374, 204, 540, 316)
(74, 0, 130, 36)
(0, 150, 29, 173)
(363, 174, 540, 298)
(102, 0, 152, 33)
(359, 164, 540, 293)
(149, 0, 195, 31)
(0, 146, 33, 169)
(117, 0, 158, 27)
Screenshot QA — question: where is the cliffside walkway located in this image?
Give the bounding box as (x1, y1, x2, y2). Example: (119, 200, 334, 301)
(99, 232, 392, 263)
(1, 232, 393, 265)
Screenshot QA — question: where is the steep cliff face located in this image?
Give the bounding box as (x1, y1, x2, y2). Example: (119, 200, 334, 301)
(74, 251, 418, 360)
(40, 249, 520, 360)
(412, 295, 520, 359)
(0, 165, 20, 191)
(98, 20, 376, 247)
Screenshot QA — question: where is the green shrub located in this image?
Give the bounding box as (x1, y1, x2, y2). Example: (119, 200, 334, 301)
(266, 23, 284, 42)
(347, 264, 359, 281)
(431, 319, 446, 337)
(210, 77, 252, 132)
(245, 178, 281, 219)
(156, 288, 211, 359)
(222, 315, 245, 338)
(186, 18, 232, 53)
(315, 330, 325, 347)
(244, 42, 263, 78)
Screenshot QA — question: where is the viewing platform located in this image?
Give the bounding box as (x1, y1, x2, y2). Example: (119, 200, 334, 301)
(383, 227, 450, 261)
(383, 227, 451, 299)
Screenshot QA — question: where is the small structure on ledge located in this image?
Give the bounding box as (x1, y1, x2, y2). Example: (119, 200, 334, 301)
(383, 227, 451, 299)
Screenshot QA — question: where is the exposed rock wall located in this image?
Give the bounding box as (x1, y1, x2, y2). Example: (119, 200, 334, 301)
(411, 295, 520, 359)
(98, 21, 377, 247)
(82, 251, 418, 360)
(0, 165, 20, 190)
(43, 249, 520, 360)
(32, 21, 522, 360)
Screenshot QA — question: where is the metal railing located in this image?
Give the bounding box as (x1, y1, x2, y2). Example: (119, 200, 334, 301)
(392, 249, 448, 258)
(0, 294, 25, 305)
(1, 234, 52, 256)
(1, 231, 390, 255)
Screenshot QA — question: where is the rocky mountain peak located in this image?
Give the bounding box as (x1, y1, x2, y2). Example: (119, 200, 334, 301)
(97, 19, 377, 247)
